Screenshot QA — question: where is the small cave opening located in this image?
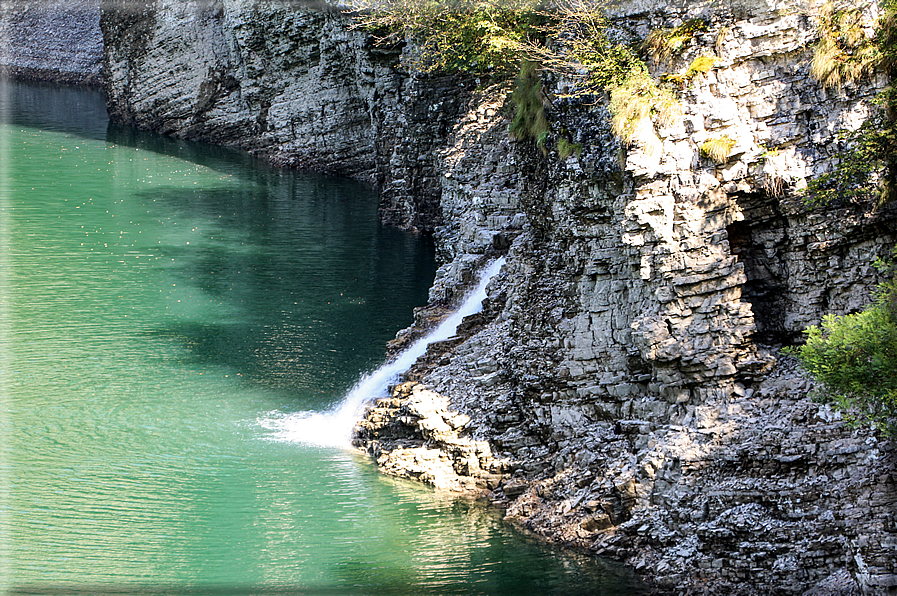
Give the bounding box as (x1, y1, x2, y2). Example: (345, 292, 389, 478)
(726, 214, 793, 345)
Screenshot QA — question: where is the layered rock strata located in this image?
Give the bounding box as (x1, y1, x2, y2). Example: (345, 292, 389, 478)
(97, 1, 897, 594)
(355, 381, 508, 493)
(99, 0, 467, 230)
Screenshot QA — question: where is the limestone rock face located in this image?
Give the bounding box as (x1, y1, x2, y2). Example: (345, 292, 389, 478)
(0, 0, 103, 85)
(99, 0, 467, 230)
(354, 382, 508, 493)
(380, 3, 897, 594)
(96, 1, 897, 593)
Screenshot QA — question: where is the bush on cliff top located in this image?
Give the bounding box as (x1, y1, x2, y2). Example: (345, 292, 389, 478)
(516, 0, 681, 156)
(348, 0, 682, 158)
(348, 0, 547, 77)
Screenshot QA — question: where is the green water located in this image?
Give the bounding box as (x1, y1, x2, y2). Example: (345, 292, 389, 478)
(0, 81, 643, 594)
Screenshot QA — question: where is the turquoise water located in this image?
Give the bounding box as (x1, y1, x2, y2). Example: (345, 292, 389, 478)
(0, 81, 643, 594)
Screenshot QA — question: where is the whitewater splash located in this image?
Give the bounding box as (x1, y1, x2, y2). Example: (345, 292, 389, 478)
(260, 257, 506, 448)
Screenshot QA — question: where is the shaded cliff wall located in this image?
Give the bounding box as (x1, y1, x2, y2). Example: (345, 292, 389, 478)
(99, 0, 467, 230)
(0, 0, 103, 85)
(99, 1, 897, 594)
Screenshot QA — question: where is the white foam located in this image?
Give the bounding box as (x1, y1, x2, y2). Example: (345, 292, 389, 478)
(260, 257, 505, 448)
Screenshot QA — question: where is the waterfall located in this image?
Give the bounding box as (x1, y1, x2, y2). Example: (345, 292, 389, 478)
(260, 257, 506, 448)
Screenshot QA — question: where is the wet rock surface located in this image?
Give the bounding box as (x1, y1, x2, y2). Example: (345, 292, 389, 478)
(354, 381, 509, 493)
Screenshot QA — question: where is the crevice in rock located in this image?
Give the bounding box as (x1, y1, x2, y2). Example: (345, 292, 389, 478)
(726, 192, 793, 345)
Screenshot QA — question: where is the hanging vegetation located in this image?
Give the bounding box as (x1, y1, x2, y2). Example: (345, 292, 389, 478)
(807, 2, 897, 207)
(509, 59, 551, 152)
(811, 2, 880, 89)
(347, 0, 682, 158)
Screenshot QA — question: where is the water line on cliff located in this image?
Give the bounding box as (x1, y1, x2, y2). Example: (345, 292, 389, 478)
(259, 257, 506, 448)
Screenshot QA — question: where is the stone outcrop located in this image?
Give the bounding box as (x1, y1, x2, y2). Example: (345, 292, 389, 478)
(0, 0, 103, 85)
(356, 3, 897, 595)
(355, 381, 508, 493)
(95, 1, 897, 593)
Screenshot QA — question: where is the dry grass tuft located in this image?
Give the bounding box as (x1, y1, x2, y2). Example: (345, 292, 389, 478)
(811, 2, 879, 88)
(609, 72, 681, 156)
(686, 54, 716, 77)
(715, 25, 731, 55)
(699, 135, 736, 163)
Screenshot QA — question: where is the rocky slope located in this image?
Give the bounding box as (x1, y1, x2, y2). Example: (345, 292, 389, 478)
(95, 0, 897, 593)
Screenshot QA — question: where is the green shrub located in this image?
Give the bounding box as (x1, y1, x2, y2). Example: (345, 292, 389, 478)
(509, 60, 550, 153)
(522, 1, 678, 155)
(524, 2, 645, 91)
(349, 0, 546, 77)
(789, 277, 897, 437)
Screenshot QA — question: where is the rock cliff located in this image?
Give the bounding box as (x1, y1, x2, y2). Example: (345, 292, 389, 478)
(0, 0, 103, 85)
(99, 0, 467, 230)
(93, 0, 897, 593)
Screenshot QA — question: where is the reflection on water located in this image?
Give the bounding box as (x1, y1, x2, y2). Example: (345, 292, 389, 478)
(0, 80, 644, 594)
